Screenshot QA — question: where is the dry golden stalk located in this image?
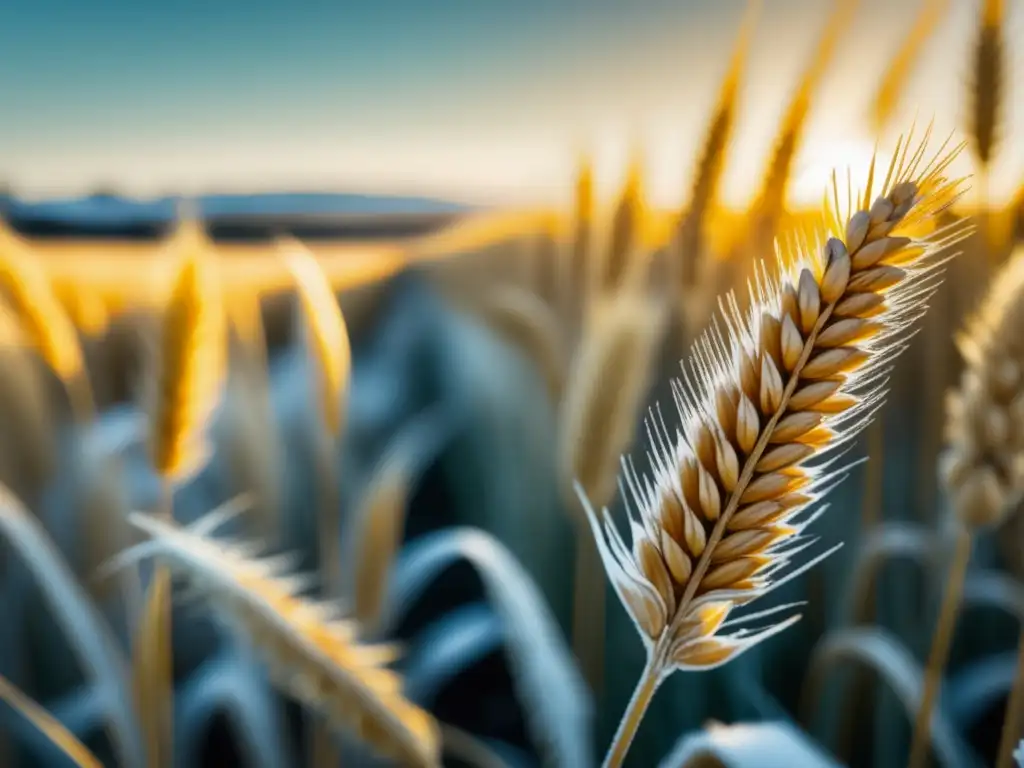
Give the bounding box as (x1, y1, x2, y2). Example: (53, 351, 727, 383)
(0, 673, 102, 768)
(870, 0, 949, 133)
(108, 509, 442, 767)
(970, 0, 1005, 170)
(581, 131, 968, 767)
(0, 222, 94, 423)
(913, 245, 1024, 768)
(674, 0, 759, 289)
(133, 562, 174, 768)
(279, 236, 352, 440)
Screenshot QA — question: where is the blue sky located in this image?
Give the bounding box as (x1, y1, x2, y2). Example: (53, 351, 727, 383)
(0, 0, 1020, 206)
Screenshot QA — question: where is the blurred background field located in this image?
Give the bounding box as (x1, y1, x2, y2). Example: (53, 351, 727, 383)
(1, 0, 1024, 766)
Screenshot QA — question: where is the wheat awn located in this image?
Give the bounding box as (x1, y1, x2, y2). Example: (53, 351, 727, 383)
(580, 128, 969, 767)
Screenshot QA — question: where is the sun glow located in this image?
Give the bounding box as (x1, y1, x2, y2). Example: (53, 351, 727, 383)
(787, 137, 883, 209)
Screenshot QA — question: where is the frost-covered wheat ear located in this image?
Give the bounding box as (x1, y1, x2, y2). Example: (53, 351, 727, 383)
(101, 501, 442, 768)
(581, 128, 970, 768)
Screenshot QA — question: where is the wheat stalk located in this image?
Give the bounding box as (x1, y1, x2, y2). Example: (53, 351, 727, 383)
(0, 221, 94, 423)
(103, 506, 442, 767)
(580, 129, 968, 767)
(912, 244, 1024, 768)
(0, 673, 102, 768)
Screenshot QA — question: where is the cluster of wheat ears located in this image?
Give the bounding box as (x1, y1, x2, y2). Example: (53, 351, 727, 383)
(1, 0, 1023, 766)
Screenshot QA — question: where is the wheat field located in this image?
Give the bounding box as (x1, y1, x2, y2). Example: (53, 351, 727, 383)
(1, 1, 1023, 767)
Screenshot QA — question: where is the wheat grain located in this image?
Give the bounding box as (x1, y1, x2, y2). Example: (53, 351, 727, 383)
(581, 129, 968, 767)
(106, 509, 442, 768)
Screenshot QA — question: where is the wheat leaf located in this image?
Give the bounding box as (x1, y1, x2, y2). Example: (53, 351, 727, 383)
(348, 406, 453, 628)
(175, 649, 292, 768)
(382, 527, 594, 768)
(402, 604, 504, 707)
(800, 627, 980, 768)
(658, 721, 840, 768)
(0, 482, 144, 767)
(0, 674, 102, 768)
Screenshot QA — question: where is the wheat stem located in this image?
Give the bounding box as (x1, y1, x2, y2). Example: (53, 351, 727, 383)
(907, 526, 972, 768)
(603, 641, 665, 768)
(68, 371, 96, 427)
(571, 529, 605, 700)
(996, 629, 1024, 768)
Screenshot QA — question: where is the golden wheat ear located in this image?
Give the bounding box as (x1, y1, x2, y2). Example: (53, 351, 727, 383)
(104, 504, 441, 768)
(942, 244, 1024, 526)
(584, 127, 971, 766)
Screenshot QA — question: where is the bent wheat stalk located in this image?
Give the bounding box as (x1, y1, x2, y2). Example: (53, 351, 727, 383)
(919, 245, 1024, 768)
(580, 129, 969, 767)
(102, 506, 442, 767)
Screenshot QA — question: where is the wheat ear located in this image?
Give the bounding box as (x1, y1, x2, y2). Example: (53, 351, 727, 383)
(969, 0, 1005, 267)
(143, 218, 226, 767)
(970, 0, 1005, 171)
(748, 0, 859, 237)
(602, 146, 647, 293)
(561, 290, 669, 698)
(279, 236, 352, 440)
(914, 245, 1024, 768)
(583, 129, 968, 767)
(148, 220, 226, 482)
(0, 221, 94, 423)
(104, 508, 442, 767)
(674, 0, 759, 289)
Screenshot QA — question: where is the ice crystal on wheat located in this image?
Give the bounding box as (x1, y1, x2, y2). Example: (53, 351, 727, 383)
(579, 128, 969, 679)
